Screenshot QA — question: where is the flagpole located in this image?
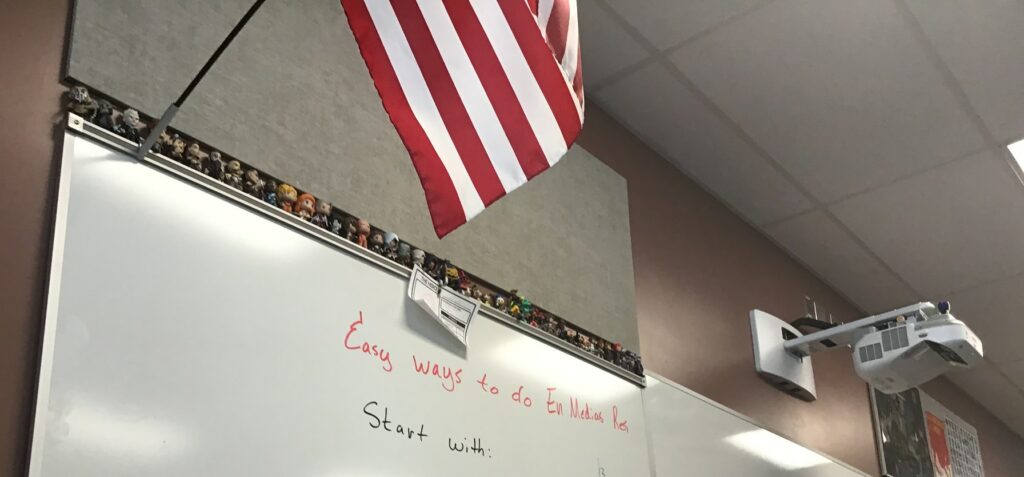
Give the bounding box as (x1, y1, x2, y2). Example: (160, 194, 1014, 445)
(137, 0, 270, 160)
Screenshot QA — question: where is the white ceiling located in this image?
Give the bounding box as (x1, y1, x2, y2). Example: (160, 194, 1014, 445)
(581, 0, 1024, 437)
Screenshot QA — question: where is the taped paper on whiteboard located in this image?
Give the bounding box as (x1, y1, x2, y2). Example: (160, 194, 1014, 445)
(407, 266, 478, 345)
(408, 266, 442, 317)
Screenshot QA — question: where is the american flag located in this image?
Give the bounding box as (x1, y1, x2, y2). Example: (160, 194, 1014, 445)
(340, 0, 584, 237)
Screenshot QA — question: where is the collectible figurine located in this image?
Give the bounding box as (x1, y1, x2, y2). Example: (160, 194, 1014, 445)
(242, 169, 263, 198)
(603, 342, 615, 362)
(444, 263, 460, 288)
(397, 242, 412, 267)
(508, 289, 521, 305)
(94, 100, 116, 131)
(224, 160, 244, 189)
(207, 151, 225, 180)
(169, 135, 186, 163)
(425, 255, 446, 281)
(542, 314, 558, 335)
(294, 193, 316, 221)
(311, 200, 332, 229)
(509, 301, 522, 319)
(276, 183, 298, 212)
(185, 142, 205, 172)
(383, 232, 400, 261)
(520, 297, 534, 316)
(115, 108, 145, 143)
(151, 130, 171, 155)
(611, 343, 624, 365)
(330, 218, 344, 235)
(263, 179, 278, 205)
(622, 350, 643, 375)
(369, 231, 385, 255)
(424, 256, 438, 278)
(470, 285, 483, 301)
(481, 294, 493, 307)
(556, 322, 569, 340)
(508, 289, 530, 318)
(67, 86, 98, 120)
(356, 219, 371, 248)
(457, 271, 472, 295)
(344, 217, 359, 242)
(411, 248, 426, 268)
(494, 295, 508, 312)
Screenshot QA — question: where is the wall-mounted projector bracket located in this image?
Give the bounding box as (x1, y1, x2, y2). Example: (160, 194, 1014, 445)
(750, 310, 816, 401)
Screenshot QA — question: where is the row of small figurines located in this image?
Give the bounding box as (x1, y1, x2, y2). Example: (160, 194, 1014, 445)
(65, 85, 645, 377)
(424, 264, 643, 376)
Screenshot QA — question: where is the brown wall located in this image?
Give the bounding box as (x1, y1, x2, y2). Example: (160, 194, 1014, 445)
(0, 0, 68, 476)
(1, 2, 1021, 476)
(579, 105, 1024, 475)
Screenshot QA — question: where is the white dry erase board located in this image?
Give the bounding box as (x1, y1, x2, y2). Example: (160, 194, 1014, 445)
(643, 374, 868, 477)
(27, 124, 652, 477)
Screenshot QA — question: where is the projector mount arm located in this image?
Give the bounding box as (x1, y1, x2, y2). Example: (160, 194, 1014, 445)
(783, 301, 946, 357)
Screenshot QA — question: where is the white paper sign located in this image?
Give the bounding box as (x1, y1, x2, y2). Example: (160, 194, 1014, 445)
(407, 265, 479, 345)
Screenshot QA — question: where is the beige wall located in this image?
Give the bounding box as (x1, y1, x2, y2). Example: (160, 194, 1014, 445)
(579, 105, 1024, 475)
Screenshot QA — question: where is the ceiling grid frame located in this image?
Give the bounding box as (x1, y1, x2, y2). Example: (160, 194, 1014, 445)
(582, 0, 1024, 436)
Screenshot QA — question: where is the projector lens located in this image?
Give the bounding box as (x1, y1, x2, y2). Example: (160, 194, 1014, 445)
(924, 341, 967, 365)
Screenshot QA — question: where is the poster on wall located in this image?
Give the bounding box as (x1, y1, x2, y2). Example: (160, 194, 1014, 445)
(925, 411, 952, 477)
(871, 388, 984, 477)
(920, 392, 985, 477)
(872, 388, 935, 477)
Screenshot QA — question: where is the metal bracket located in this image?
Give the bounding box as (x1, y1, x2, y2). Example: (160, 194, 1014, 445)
(750, 309, 816, 401)
(136, 104, 179, 161)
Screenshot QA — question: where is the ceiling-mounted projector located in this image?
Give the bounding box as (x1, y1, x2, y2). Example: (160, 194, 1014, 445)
(750, 301, 983, 401)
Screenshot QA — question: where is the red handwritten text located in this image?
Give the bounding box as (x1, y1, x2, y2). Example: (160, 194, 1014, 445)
(511, 386, 533, 408)
(546, 387, 563, 416)
(569, 397, 604, 424)
(477, 373, 500, 395)
(344, 312, 393, 372)
(612, 405, 630, 433)
(412, 355, 463, 392)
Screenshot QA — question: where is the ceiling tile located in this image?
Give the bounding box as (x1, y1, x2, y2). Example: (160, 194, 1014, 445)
(1003, 360, 1024, 390)
(905, 0, 1024, 144)
(601, 0, 763, 50)
(578, 0, 649, 85)
(593, 63, 813, 224)
(830, 150, 1024, 298)
(946, 274, 1024, 365)
(945, 361, 1024, 423)
(765, 211, 917, 313)
(670, 0, 986, 203)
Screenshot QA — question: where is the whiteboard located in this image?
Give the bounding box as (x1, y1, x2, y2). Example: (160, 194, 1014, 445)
(643, 374, 868, 477)
(28, 130, 652, 477)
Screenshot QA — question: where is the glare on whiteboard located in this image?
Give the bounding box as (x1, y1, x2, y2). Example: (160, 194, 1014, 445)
(725, 429, 830, 470)
(63, 402, 188, 458)
(494, 339, 635, 402)
(79, 139, 299, 258)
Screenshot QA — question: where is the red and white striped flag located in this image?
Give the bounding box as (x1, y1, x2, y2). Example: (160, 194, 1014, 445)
(340, 0, 584, 237)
